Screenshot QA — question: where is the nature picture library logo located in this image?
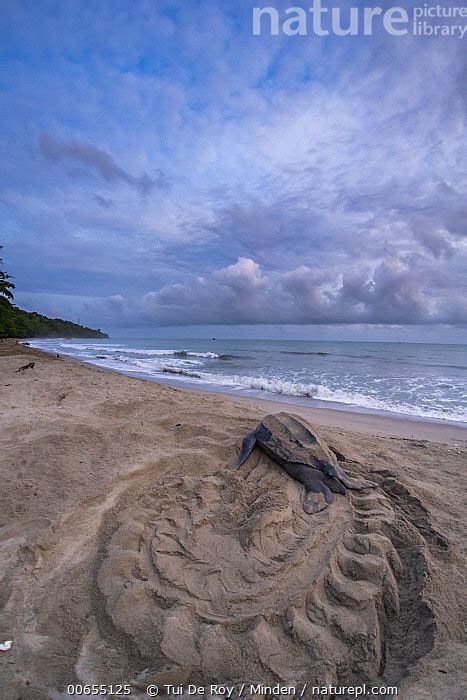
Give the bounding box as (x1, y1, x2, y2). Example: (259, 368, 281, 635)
(252, 1, 467, 38)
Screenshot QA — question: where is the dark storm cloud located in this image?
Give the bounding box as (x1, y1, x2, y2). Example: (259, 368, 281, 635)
(94, 194, 113, 209)
(40, 135, 168, 196)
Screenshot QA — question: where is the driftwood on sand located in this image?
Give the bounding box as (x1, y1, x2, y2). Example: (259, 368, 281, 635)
(15, 361, 35, 373)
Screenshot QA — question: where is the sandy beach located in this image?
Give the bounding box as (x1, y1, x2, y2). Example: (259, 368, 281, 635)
(1, 340, 466, 699)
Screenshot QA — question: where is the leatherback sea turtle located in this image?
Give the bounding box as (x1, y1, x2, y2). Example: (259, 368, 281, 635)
(237, 412, 377, 513)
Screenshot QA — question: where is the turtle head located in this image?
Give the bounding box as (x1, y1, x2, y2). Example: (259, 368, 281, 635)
(320, 450, 339, 477)
(321, 461, 337, 477)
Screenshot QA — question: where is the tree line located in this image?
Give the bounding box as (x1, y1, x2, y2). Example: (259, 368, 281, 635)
(0, 248, 108, 339)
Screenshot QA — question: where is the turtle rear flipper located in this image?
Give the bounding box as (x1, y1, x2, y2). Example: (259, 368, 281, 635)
(303, 483, 334, 513)
(284, 462, 335, 514)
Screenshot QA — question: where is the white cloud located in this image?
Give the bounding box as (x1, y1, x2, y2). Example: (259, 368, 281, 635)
(87, 255, 466, 327)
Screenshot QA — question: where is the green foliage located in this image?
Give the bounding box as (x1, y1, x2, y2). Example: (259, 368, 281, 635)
(6, 305, 108, 338)
(0, 247, 15, 302)
(0, 298, 108, 339)
(0, 246, 108, 339)
(0, 297, 18, 338)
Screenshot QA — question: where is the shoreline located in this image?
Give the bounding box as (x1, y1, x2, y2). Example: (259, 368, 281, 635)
(111, 368, 467, 443)
(19, 340, 467, 444)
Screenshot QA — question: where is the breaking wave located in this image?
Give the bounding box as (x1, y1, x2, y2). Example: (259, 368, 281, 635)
(57, 344, 236, 360)
(162, 367, 202, 378)
(158, 371, 466, 422)
(58, 343, 126, 351)
(203, 373, 319, 397)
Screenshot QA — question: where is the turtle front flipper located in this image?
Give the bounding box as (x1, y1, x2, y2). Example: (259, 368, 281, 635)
(336, 466, 378, 490)
(236, 428, 259, 468)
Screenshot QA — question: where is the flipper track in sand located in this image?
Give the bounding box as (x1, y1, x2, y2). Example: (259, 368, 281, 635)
(96, 455, 436, 689)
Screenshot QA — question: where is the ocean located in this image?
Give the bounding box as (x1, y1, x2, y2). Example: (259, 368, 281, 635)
(28, 338, 467, 424)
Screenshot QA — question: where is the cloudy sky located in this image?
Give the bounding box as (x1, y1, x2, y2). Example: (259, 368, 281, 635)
(1, 0, 466, 341)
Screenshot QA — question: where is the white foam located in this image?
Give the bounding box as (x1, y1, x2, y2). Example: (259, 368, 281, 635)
(58, 343, 126, 351)
(90, 356, 203, 372)
(133, 349, 220, 359)
(201, 373, 319, 397)
(60, 346, 221, 359)
(309, 383, 465, 422)
(180, 372, 467, 422)
(187, 351, 221, 358)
